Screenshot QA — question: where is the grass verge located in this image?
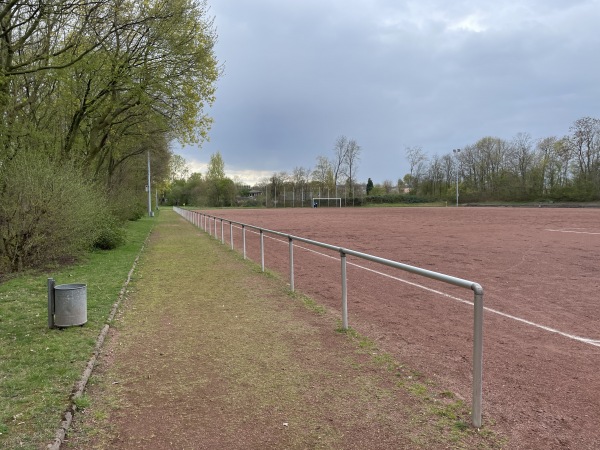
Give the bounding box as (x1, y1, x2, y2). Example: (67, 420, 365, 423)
(0, 216, 154, 449)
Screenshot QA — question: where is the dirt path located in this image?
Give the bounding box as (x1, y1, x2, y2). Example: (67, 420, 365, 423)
(63, 210, 502, 449)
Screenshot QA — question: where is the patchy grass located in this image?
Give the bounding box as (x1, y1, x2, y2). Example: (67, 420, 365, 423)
(338, 325, 507, 448)
(288, 291, 327, 315)
(0, 216, 154, 449)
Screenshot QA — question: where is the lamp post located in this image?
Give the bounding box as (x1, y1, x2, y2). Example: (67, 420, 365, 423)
(147, 150, 152, 217)
(453, 148, 461, 207)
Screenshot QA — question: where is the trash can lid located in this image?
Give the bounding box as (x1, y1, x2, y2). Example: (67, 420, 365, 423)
(54, 283, 86, 290)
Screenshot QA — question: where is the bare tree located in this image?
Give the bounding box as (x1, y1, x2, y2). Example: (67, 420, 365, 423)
(382, 180, 394, 194)
(405, 146, 427, 191)
(292, 166, 311, 206)
(312, 155, 333, 195)
(509, 132, 534, 192)
(425, 155, 444, 197)
(405, 146, 425, 183)
(331, 135, 348, 197)
(568, 116, 600, 180)
(441, 154, 454, 190)
(344, 139, 361, 202)
(536, 136, 571, 193)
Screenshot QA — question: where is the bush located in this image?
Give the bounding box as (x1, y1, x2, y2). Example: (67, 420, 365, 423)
(107, 186, 147, 221)
(93, 215, 126, 250)
(0, 151, 117, 272)
(364, 194, 431, 205)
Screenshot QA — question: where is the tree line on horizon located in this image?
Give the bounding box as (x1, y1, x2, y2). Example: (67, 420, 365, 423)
(0, 1, 219, 274)
(166, 136, 364, 207)
(405, 117, 600, 203)
(169, 116, 600, 207)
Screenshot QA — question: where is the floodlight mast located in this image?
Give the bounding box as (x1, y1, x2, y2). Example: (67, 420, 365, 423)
(453, 148, 461, 207)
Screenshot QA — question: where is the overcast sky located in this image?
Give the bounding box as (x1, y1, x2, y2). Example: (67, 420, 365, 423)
(175, 0, 600, 185)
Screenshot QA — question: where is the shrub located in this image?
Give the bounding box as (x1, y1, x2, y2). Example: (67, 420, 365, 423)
(364, 194, 431, 205)
(107, 186, 147, 221)
(0, 151, 117, 272)
(93, 215, 126, 250)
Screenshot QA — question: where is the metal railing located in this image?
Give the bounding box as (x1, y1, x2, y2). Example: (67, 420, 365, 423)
(173, 207, 484, 427)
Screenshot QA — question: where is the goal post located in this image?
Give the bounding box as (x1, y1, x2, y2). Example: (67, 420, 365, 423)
(312, 197, 342, 208)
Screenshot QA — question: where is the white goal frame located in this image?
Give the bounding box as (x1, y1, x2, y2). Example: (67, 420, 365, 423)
(312, 197, 342, 207)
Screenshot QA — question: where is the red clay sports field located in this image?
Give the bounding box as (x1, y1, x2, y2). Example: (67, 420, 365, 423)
(191, 206, 599, 449)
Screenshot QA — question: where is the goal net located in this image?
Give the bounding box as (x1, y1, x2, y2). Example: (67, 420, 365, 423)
(312, 197, 342, 208)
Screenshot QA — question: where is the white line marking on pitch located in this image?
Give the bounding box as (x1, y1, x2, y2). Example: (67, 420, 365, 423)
(546, 229, 600, 235)
(236, 225, 600, 348)
(343, 252, 600, 348)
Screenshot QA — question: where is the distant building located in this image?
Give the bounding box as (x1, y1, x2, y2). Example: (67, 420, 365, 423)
(248, 190, 263, 198)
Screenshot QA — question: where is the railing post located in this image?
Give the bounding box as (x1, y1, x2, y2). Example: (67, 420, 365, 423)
(289, 236, 294, 292)
(242, 225, 247, 259)
(221, 219, 224, 244)
(230, 223, 234, 250)
(340, 250, 348, 330)
(214, 217, 217, 237)
(472, 287, 484, 428)
(260, 230, 265, 272)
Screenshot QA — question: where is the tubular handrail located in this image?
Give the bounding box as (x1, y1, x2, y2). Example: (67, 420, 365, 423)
(173, 207, 484, 428)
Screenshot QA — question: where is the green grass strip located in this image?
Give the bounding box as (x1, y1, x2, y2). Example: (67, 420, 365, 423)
(0, 216, 154, 450)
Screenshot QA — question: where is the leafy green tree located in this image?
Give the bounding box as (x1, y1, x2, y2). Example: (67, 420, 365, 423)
(170, 155, 191, 182)
(0, 0, 219, 272)
(206, 152, 226, 181)
(366, 178, 374, 194)
(187, 172, 207, 206)
(369, 184, 386, 196)
(205, 152, 235, 206)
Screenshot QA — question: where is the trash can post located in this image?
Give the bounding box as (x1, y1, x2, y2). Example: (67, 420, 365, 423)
(47, 278, 55, 329)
